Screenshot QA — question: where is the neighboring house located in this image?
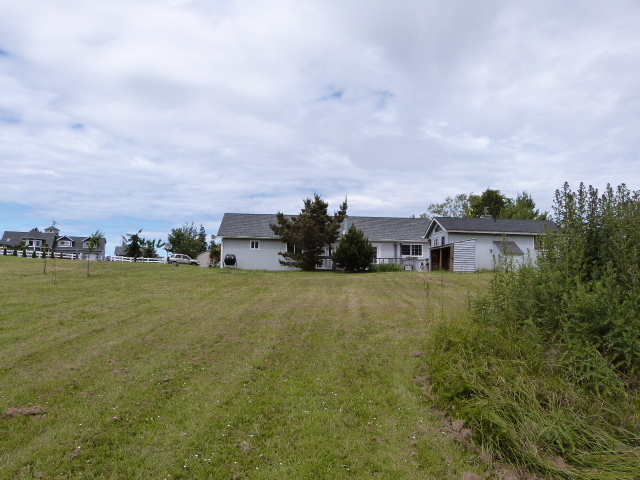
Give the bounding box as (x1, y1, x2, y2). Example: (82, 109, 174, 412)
(216, 213, 431, 271)
(425, 217, 555, 272)
(0, 225, 107, 260)
(0, 227, 58, 254)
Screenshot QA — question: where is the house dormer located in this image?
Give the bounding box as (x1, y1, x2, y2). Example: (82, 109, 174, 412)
(56, 236, 74, 248)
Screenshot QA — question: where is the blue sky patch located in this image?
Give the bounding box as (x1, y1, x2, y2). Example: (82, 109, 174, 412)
(0, 109, 20, 124)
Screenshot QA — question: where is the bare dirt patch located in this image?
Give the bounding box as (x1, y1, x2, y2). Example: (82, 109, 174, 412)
(5, 406, 46, 417)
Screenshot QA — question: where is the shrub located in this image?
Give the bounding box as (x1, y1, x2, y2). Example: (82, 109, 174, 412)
(370, 263, 403, 272)
(334, 225, 375, 272)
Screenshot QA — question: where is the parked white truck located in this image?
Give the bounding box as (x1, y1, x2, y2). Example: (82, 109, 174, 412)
(168, 254, 200, 266)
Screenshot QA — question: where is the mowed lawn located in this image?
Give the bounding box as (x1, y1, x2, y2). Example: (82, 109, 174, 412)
(1, 257, 491, 479)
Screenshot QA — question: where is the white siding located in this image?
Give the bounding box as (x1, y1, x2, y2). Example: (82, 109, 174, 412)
(453, 239, 476, 272)
(448, 233, 538, 270)
(220, 238, 296, 270)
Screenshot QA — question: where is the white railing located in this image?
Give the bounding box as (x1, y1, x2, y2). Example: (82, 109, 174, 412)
(316, 257, 429, 271)
(110, 255, 167, 264)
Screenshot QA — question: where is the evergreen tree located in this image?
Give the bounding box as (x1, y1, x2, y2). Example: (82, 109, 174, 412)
(142, 238, 165, 258)
(270, 194, 347, 271)
(334, 225, 375, 272)
(124, 230, 144, 260)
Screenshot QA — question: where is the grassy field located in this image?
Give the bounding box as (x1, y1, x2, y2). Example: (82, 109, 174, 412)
(1, 257, 493, 479)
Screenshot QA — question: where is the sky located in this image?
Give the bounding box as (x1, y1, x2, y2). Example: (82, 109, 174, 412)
(1, 0, 639, 255)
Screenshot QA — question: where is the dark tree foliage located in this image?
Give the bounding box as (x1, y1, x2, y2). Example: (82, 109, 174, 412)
(270, 194, 347, 271)
(167, 222, 208, 259)
(468, 189, 509, 218)
(424, 189, 547, 220)
(501, 192, 547, 220)
(334, 224, 375, 272)
(124, 230, 144, 260)
(142, 238, 166, 258)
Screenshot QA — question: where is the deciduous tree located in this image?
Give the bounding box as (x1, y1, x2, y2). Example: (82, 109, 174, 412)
(167, 222, 208, 259)
(86, 230, 104, 276)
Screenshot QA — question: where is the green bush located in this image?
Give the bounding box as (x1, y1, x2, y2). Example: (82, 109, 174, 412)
(370, 263, 403, 272)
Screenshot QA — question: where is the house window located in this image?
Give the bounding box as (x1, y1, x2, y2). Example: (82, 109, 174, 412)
(441, 236, 445, 245)
(287, 243, 301, 253)
(58, 240, 72, 247)
(534, 236, 542, 251)
(250, 240, 259, 250)
(401, 244, 423, 256)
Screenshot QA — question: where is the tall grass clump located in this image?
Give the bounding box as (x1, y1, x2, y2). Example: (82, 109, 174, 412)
(426, 182, 640, 479)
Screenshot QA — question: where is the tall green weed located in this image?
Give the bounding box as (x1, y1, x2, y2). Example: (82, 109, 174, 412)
(425, 183, 640, 478)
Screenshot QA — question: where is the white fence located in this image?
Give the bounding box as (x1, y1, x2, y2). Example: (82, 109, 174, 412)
(3, 249, 81, 260)
(110, 255, 167, 264)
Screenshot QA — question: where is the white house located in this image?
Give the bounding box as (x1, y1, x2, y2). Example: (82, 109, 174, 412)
(425, 217, 555, 272)
(216, 213, 430, 271)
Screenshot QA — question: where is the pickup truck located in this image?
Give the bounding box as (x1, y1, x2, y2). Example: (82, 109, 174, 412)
(168, 254, 200, 266)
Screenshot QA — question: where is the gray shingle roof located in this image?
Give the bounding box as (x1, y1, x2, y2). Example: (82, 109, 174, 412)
(217, 214, 283, 239)
(345, 216, 430, 242)
(0, 230, 58, 248)
(0, 230, 106, 252)
(429, 217, 555, 235)
(217, 214, 431, 242)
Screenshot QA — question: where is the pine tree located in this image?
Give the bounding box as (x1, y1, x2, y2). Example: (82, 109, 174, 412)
(270, 194, 347, 271)
(334, 225, 375, 272)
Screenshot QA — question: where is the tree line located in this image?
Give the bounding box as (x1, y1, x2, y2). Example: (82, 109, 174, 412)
(422, 188, 548, 220)
(122, 223, 220, 263)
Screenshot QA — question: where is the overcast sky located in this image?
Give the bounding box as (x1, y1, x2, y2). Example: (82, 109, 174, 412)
(1, 1, 639, 254)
